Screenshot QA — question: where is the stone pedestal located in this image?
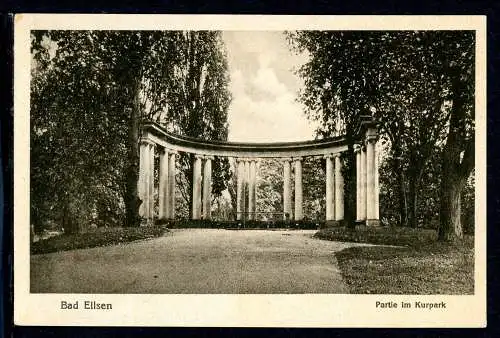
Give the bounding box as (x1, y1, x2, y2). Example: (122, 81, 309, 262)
(366, 219, 380, 227)
(325, 220, 343, 227)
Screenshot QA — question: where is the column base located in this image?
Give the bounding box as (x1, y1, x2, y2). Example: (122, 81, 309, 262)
(325, 220, 344, 227)
(355, 219, 365, 226)
(365, 219, 380, 227)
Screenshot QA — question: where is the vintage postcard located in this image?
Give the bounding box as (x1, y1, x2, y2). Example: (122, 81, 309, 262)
(14, 14, 486, 327)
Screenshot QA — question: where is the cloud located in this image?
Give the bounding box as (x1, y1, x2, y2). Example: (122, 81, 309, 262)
(223, 31, 317, 142)
(251, 66, 288, 98)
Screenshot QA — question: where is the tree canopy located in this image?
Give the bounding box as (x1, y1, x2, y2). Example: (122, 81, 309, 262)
(288, 30, 475, 240)
(31, 30, 232, 231)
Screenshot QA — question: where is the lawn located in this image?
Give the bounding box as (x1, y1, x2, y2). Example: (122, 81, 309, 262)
(315, 226, 474, 294)
(31, 225, 169, 255)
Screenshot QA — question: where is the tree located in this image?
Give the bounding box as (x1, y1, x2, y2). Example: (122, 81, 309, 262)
(287, 31, 474, 239)
(156, 31, 232, 218)
(302, 157, 326, 220)
(30, 30, 232, 230)
(256, 160, 284, 220)
(433, 32, 475, 241)
(287, 31, 377, 227)
(31, 31, 133, 231)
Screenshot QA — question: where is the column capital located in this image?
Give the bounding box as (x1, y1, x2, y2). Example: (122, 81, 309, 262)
(161, 147, 177, 155)
(164, 148, 178, 153)
(204, 155, 215, 160)
(194, 154, 204, 160)
(280, 157, 292, 163)
(323, 153, 334, 159)
(333, 153, 342, 159)
(139, 138, 155, 146)
(365, 135, 378, 144)
(292, 156, 303, 162)
(354, 144, 361, 153)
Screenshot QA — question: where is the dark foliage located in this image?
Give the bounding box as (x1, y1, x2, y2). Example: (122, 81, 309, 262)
(31, 226, 168, 254)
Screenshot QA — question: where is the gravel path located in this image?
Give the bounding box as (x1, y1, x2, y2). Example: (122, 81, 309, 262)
(31, 229, 361, 294)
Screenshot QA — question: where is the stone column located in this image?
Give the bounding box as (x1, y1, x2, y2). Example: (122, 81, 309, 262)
(236, 159, 244, 221)
(138, 139, 150, 218)
(158, 149, 169, 221)
(148, 143, 155, 219)
(283, 158, 292, 220)
(375, 142, 380, 220)
(168, 152, 176, 219)
(334, 154, 344, 222)
(366, 138, 375, 223)
(360, 145, 367, 221)
(294, 157, 303, 221)
(191, 154, 203, 220)
(244, 160, 250, 220)
(325, 155, 334, 221)
(202, 156, 213, 220)
(354, 145, 362, 221)
(248, 160, 257, 220)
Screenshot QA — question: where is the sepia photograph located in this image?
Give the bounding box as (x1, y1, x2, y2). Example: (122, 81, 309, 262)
(15, 14, 486, 327)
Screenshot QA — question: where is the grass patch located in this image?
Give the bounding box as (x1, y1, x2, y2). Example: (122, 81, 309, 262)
(314, 225, 438, 247)
(315, 226, 474, 294)
(31, 225, 169, 255)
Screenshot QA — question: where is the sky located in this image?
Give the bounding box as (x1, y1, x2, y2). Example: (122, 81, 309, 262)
(222, 31, 318, 143)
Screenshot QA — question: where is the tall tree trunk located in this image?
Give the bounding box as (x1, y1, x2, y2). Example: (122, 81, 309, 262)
(438, 170, 464, 240)
(62, 196, 78, 234)
(392, 154, 408, 227)
(398, 170, 408, 227)
(438, 71, 474, 241)
(124, 78, 141, 227)
(390, 139, 409, 227)
(407, 174, 418, 228)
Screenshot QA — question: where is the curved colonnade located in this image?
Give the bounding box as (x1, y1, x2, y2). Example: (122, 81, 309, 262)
(138, 117, 380, 226)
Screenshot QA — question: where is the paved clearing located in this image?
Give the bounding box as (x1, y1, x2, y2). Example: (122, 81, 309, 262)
(31, 229, 364, 294)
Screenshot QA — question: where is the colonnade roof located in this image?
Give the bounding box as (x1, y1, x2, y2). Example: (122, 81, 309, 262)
(141, 121, 350, 159)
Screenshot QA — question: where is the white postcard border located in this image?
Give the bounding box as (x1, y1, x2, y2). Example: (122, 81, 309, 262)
(14, 14, 487, 327)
